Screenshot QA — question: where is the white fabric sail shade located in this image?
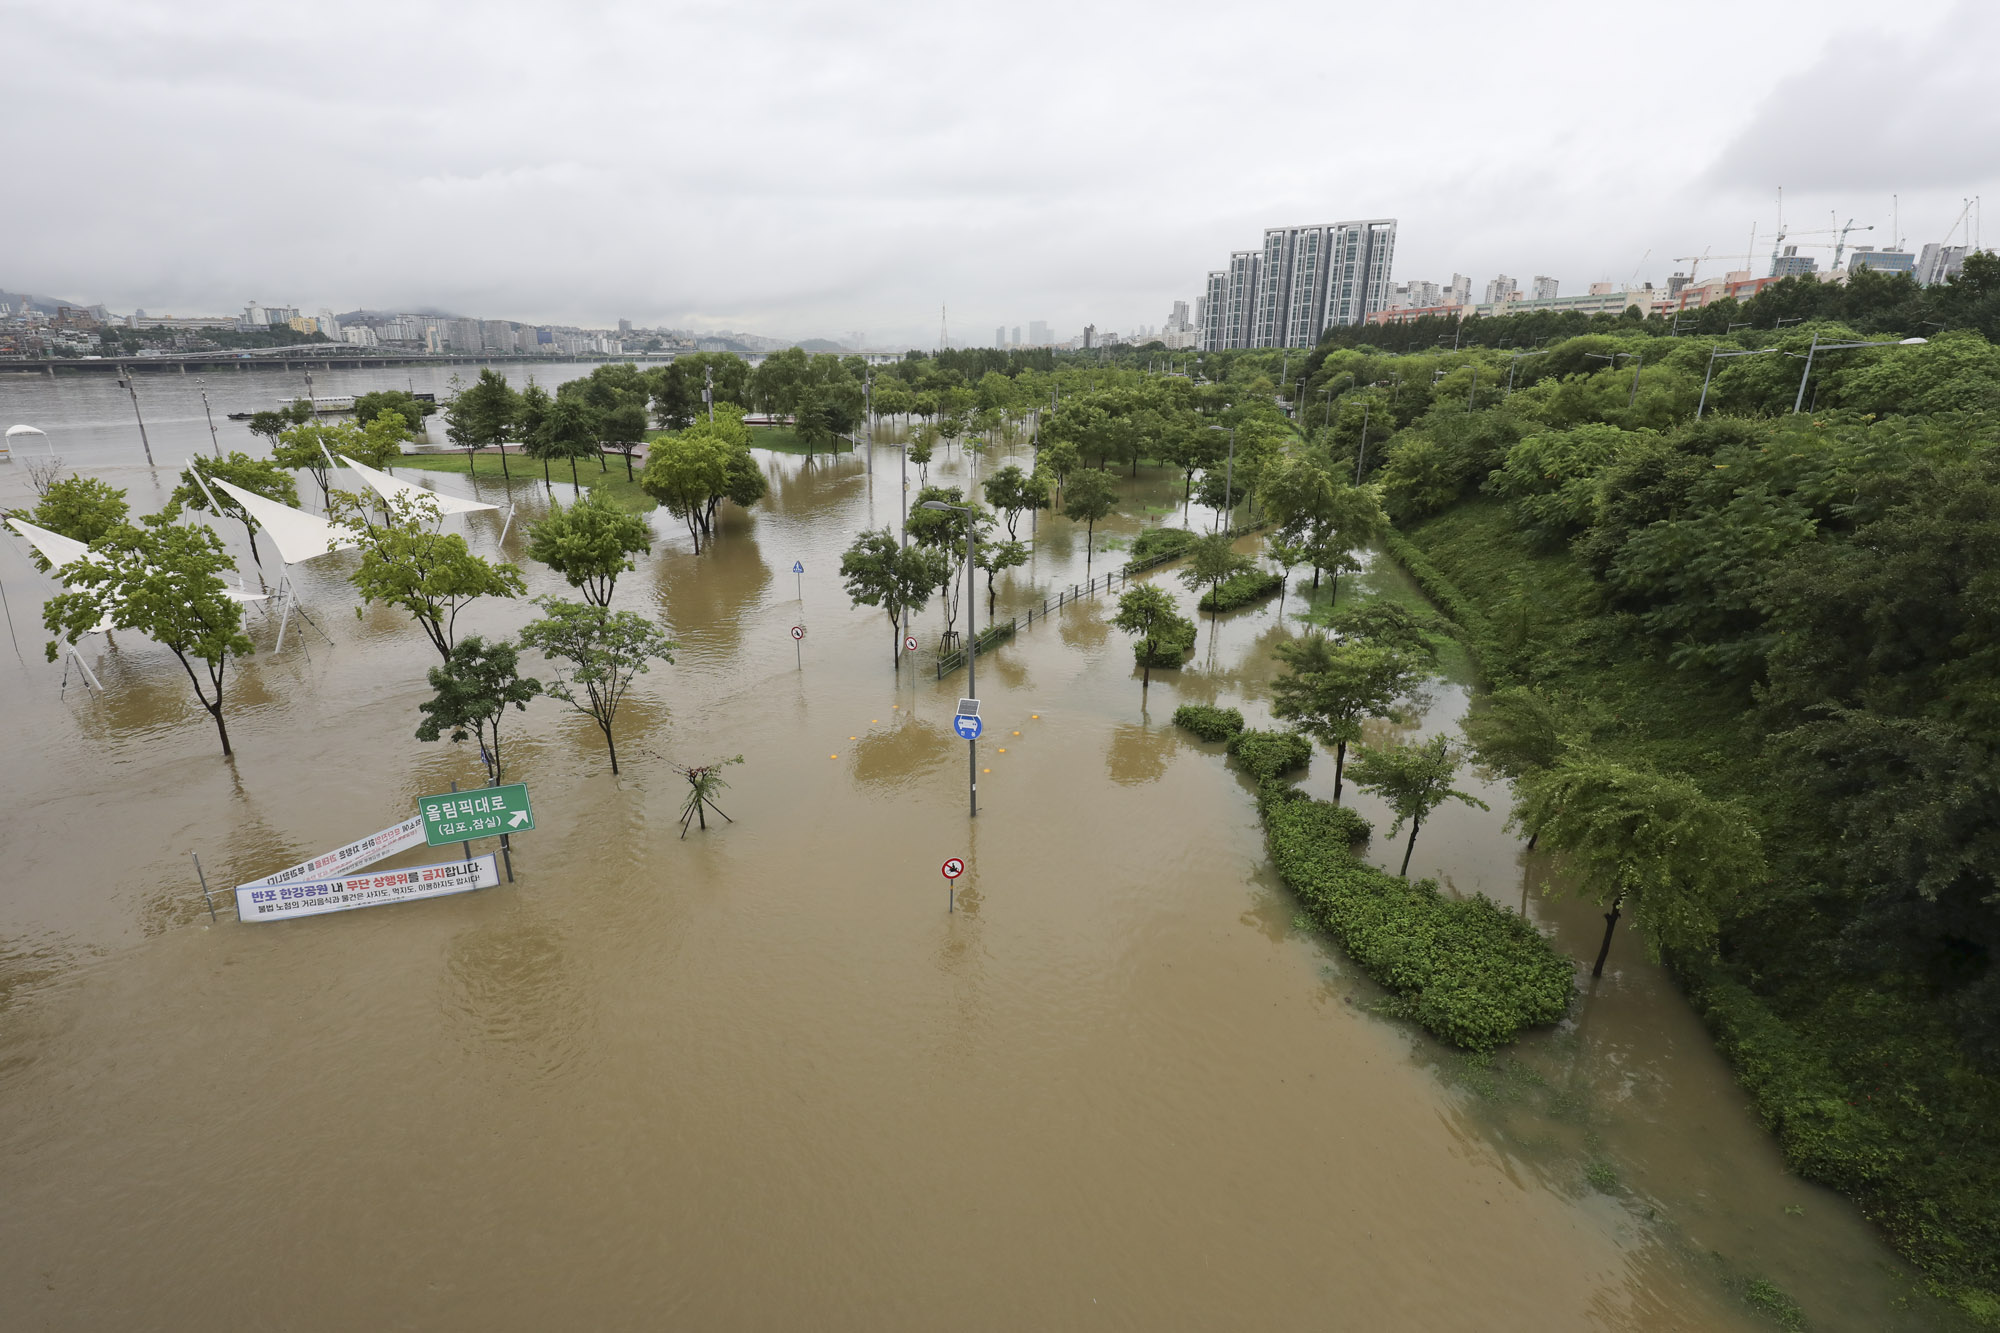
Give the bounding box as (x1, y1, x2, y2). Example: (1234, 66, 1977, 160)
(209, 477, 357, 566)
(6, 516, 269, 616)
(337, 454, 499, 516)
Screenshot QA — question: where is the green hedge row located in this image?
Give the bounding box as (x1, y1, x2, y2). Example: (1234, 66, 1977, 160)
(1173, 704, 1244, 742)
(1125, 526, 1201, 571)
(1261, 787, 1574, 1051)
(1228, 728, 1311, 781)
(1378, 527, 1488, 657)
(1199, 568, 1284, 613)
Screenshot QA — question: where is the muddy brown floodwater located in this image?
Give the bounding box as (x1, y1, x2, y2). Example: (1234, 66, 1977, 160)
(0, 369, 1972, 1329)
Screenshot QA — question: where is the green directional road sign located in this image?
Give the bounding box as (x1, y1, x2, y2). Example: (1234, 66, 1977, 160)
(419, 783, 534, 847)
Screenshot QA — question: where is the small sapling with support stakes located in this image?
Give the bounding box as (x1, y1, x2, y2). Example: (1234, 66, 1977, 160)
(674, 755, 743, 837)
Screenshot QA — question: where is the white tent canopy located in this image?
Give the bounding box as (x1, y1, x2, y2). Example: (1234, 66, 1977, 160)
(5, 424, 48, 438)
(210, 476, 357, 566)
(338, 454, 498, 516)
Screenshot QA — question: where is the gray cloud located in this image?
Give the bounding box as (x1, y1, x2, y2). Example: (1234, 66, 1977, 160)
(3, 0, 1989, 346)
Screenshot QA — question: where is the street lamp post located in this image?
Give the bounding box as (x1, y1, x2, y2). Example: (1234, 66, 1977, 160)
(1584, 351, 1642, 408)
(1506, 350, 1550, 394)
(195, 378, 221, 456)
(1697, 346, 1783, 419)
(918, 498, 979, 817)
(1792, 335, 1927, 413)
(117, 367, 156, 467)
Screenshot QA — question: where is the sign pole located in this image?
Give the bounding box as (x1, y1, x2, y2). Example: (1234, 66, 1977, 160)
(450, 779, 472, 863)
(192, 851, 217, 923)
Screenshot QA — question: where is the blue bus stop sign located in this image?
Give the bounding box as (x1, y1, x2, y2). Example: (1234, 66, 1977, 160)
(953, 714, 982, 741)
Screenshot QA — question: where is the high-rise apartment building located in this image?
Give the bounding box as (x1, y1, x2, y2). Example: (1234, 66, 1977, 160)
(995, 326, 1007, 349)
(1916, 243, 1966, 286)
(1011, 326, 1021, 345)
(1532, 275, 1559, 300)
(1771, 246, 1816, 278)
(1028, 320, 1052, 346)
(1205, 219, 1397, 351)
(1484, 275, 1518, 304)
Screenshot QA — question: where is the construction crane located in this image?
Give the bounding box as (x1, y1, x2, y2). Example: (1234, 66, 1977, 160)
(1673, 250, 1759, 283)
(1770, 222, 1873, 273)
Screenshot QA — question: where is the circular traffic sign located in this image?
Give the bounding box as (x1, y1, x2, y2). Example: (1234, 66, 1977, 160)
(904, 635, 918, 653)
(791, 625, 805, 641)
(941, 858, 965, 880)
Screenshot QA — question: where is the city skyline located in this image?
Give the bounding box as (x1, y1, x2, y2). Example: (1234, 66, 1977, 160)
(4, 0, 1994, 349)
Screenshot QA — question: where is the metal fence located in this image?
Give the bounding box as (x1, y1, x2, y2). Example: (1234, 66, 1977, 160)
(933, 521, 1267, 679)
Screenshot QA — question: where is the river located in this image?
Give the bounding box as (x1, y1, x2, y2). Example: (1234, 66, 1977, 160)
(0, 365, 1966, 1329)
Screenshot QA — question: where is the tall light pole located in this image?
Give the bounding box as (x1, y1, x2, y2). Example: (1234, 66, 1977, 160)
(1584, 351, 1642, 408)
(1696, 346, 1782, 419)
(1792, 335, 1927, 413)
(1505, 350, 1549, 394)
(117, 367, 156, 467)
(195, 378, 222, 456)
(919, 498, 979, 817)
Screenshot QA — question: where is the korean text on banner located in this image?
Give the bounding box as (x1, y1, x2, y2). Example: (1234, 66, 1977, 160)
(236, 855, 500, 923)
(234, 814, 428, 894)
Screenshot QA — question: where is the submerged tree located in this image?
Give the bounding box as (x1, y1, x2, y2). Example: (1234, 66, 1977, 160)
(168, 452, 299, 571)
(1269, 634, 1431, 800)
(675, 755, 743, 837)
(1177, 532, 1251, 627)
(1512, 757, 1763, 978)
(518, 596, 677, 776)
(1346, 735, 1489, 876)
(42, 520, 252, 756)
(1063, 467, 1120, 569)
(839, 527, 950, 669)
(338, 492, 527, 661)
(10, 476, 128, 557)
(1112, 583, 1178, 691)
(414, 635, 542, 786)
(526, 489, 652, 606)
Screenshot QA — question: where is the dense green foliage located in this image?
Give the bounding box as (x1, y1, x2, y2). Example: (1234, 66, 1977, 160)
(1172, 704, 1244, 743)
(1226, 729, 1311, 782)
(1260, 787, 1573, 1050)
(1125, 525, 1200, 568)
(1339, 291, 2000, 1302)
(1197, 568, 1282, 613)
(1133, 613, 1196, 668)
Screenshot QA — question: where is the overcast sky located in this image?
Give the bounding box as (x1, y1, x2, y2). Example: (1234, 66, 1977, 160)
(6, 0, 1994, 348)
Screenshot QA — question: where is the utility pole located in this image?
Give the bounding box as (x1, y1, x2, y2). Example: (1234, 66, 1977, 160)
(704, 364, 714, 424)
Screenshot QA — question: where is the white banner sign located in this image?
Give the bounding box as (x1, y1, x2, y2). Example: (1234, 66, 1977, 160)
(235, 814, 427, 894)
(236, 854, 499, 923)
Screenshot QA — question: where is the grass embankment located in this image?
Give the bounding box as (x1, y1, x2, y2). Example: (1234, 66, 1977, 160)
(641, 425, 836, 455)
(1397, 497, 2000, 1320)
(1171, 696, 1575, 1052)
(400, 450, 655, 512)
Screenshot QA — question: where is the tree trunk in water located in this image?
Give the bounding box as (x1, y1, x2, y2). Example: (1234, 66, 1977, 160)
(542, 458, 551, 486)
(1333, 741, 1347, 801)
(210, 704, 232, 757)
(569, 458, 580, 489)
(1526, 830, 1539, 852)
(498, 446, 511, 484)
(1328, 568, 1341, 610)
(604, 725, 620, 776)
(1400, 817, 1421, 876)
(1591, 895, 1624, 978)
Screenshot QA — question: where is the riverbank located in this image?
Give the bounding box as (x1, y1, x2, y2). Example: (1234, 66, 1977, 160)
(1393, 497, 2000, 1322)
(398, 450, 655, 511)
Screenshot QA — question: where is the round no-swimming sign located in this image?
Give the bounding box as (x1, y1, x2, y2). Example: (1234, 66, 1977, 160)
(942, 858, 965, 880)
(791, 625, 805, 641)
(905, 635, 918, 653)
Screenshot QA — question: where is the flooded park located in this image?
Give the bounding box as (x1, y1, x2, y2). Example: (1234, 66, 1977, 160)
(0, 364, 1970, 1330)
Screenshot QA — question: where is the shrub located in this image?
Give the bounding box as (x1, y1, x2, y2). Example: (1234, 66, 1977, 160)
(1126, 526, 1200, 570)
(1198, 568, 1284, 612)
(1260, 787, 1574, 1050)
(1173, 703, 1244, 742)
(1228, 728, 1312, 781)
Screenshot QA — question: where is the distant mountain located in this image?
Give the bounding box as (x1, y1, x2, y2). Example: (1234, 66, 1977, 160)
(796, 338, 849, 353)
(1, 290, 85, 315)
